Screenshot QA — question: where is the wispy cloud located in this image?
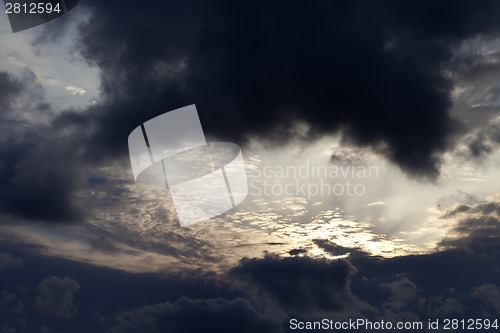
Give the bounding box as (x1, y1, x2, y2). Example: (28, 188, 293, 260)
(65, 85, 86, 96)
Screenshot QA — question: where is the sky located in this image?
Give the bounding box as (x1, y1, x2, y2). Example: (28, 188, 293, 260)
(1, 1, 500, 332)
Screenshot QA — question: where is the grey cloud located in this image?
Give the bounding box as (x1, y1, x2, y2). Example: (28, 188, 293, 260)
(4, 0, 500, 227)
(448, 44, 500, 118)
(109, 297, 280, 333)
(230, 255, 371, 317)
(314, 239, 370, 259)
(63, 0, 500, 181)
(472, 284, 500, 314)
(35, 276, 80, 318)
(87, 235, 120, 254)
(0, 325, 16, 333)
(0, 70, 50, 123)
(426, 296, 464, 317)
(0, 289, 24, 313)
(436, 190, 479, 209)
(381, 277, 426, 313)
(0, 252, 23, 270)
(1, 239, 500, 332)
(0, 72, 22, 115)
(288, 249, 307, 256)
(439, 198, 500, 254)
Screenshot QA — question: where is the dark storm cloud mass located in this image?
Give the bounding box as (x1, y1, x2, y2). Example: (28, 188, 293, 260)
(109, 297, 280, 333)
(65, 0, 500, 181)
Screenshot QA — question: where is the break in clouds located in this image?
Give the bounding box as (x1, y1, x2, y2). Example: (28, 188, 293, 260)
(248, 162, 379, 199)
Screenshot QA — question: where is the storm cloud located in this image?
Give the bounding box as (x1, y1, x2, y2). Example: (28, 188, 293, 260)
(64, 0, 500, 181)
(230, 255, 370, 317)
(0, 72, 22, 114)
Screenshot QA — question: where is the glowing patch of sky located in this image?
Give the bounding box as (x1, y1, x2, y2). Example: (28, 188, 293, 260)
(0, 8, 99, 110)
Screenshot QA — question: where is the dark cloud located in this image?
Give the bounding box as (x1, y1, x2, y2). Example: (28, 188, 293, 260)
(438, 197, 500, 254)
(0, 289, 24, 313)
(58, 0, 500, 181)
(463, 120, 500, 158)
(471, 284, 500, 315)
(436, 190, 479, 210)
(0, 72, 22, 115)
(87, 235, 120, 253)
(0, 125, 87, 222)
(0, 252, 23, 270)
(3, 1, 500, 329)
(35, 276, 80, 318)
(104, 245, 500, 332)
(109, 297, 280, 333)
(446, 43, 500, 126)
(230, 255, 370, 317)
(288, 248, 306, 256)
(2, 230, 500, 333)
(314, 239, 370, 259)
(2, 325, 18, 333)
(0, 325, 16, 333)
(0, 70, 89, 223)
(3, 0, 500, 224)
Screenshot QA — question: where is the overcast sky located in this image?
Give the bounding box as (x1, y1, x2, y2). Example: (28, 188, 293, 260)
(1, 1, 500, 332)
